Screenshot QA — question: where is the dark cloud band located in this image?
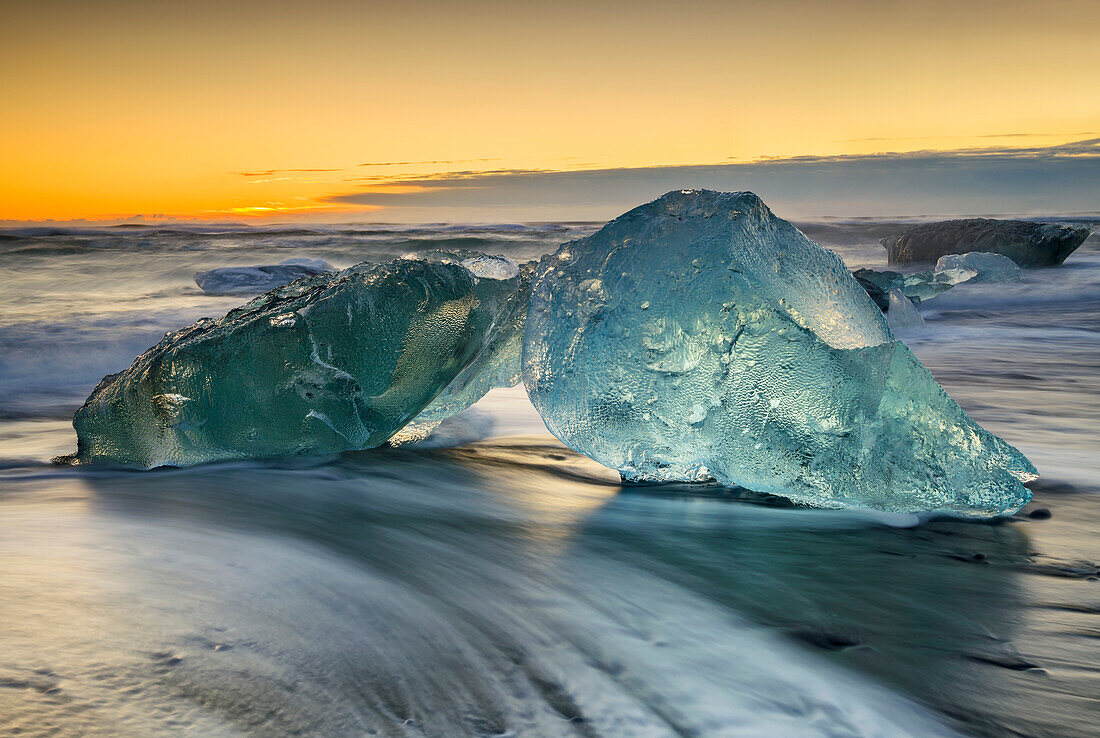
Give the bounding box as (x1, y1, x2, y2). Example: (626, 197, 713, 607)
(323, 138, 1100, 218)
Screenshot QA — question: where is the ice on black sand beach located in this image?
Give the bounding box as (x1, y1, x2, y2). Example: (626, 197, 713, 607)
(72, 252, 527, 467)
(523, 190, 1036, 517)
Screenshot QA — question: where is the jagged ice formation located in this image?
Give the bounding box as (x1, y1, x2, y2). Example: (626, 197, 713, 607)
(73, 252, 526, 467)
(523, 190, 1036, 516)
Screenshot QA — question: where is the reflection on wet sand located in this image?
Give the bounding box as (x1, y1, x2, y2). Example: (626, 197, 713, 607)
(0, 438, 1096, 736)
(451, 441, 1098, 737)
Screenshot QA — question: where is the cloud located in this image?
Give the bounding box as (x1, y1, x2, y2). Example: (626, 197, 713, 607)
(356, 158, 502, 167)
(342, 168, 553, 184)
(840, 132, 1096, 143)
(323, 139, 1100, 219)
(235, 168, 344, 177)
(745, 138, 1100, 164)
(974, 132, 1097, 139)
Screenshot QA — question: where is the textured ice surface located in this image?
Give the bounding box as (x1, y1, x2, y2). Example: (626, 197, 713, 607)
(883, 219, 1091, 266)
(458, 254, 521, 281)
(390, 256, 533, 444)
(886, 288, 925, 330)
(73, 253, 526, 467)
(524, 190, 1036, 516)
(195, 258, 336, 295)
(931, 267, 980, 287)
(935, 252, 1022, 284)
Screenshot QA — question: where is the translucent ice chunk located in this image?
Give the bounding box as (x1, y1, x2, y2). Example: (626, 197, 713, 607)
(853, 267, 975, 308)
(195, 258, 336, 295)
(899, 269, 976, 302)
(935, 252, 1023, 284)
(389, 259, 533, 444)
(460, 255, 521, 280)
(929, 266, 979, 287)
(523, 190, 1035, 516)
(72, 253, 526, 467)
(886, 288, 924, 331)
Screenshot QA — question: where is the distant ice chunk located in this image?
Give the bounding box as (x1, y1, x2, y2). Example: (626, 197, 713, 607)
(195, 258, 336, 295)
(73, 252, 526, 467)
(524, 190, 1035, 516)
(899, 269, 976, 302)
(400, 251, 521, 281)
(852, 267, 975, 310)
(886, 288, 924, 330)
(460, 255, 521, 280)
(935, 252, 1022, 284)
(929, 266, 979, 287)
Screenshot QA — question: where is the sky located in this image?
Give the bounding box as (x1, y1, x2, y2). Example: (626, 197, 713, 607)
(2, 0, 1098, 223)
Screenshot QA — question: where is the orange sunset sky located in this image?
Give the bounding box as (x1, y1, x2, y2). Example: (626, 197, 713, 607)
(2, 0, 1098, 222)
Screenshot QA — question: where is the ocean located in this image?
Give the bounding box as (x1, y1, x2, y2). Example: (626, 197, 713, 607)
(0, 219, 1097, 736)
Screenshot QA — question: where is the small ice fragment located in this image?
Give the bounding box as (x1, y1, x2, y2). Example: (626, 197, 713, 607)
(459, 255, 520, 280)
(886, 288, 924, 330)
(935, 252, 1022, 283)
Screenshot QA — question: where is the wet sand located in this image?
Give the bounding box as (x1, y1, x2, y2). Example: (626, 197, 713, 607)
(1, 436, 1096, 736)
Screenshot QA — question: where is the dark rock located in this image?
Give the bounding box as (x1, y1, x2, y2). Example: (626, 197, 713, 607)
(851, 268, 902, 311)
(851, 267, 965, 311)
(1028, 508, 1052, 520)
(881, 219, 1091, 266)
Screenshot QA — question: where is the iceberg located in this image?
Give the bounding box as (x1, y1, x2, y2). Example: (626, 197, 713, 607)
(523, 190, 1036, 516)
(882, 219, 1090, 266)
(72, 252, 526, 467)
(195, 257, 336, 295)
(935, 252, 1022, 284)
